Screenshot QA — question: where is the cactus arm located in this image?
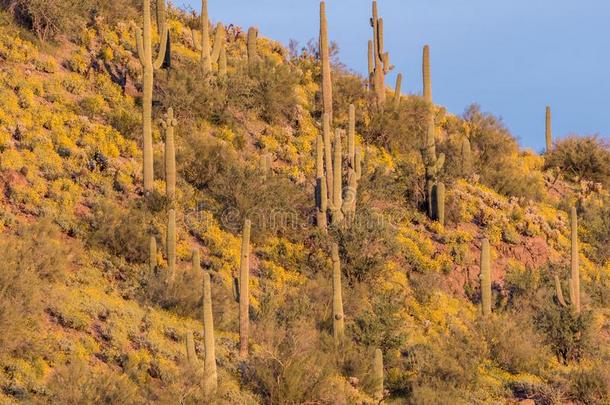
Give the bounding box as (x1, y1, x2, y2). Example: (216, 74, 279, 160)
(554, 275, 568, 307)
(210, 23, 224, 63)
(191, 28, 202, 51)
(570, 207, 580, 313)
(135, 27, 146, 65)
(153, 26, 169, 69)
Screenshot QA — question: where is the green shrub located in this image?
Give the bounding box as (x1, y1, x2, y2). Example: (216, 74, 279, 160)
(545, 135, 610, 188)
(479, 314, 548, 374)
(332, 206, 399, 284)
(580, 195, 610, 266)
(87, 200, 150, 263)
(0, 219, 69, 355)
(534, 304, 594, 364)
(47, 359, 144, 404)
(569, 363, 610, 405)
(464, 104, 546, 200)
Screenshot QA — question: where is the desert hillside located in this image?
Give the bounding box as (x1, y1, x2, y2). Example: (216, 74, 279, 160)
(0, 1, 609, 404)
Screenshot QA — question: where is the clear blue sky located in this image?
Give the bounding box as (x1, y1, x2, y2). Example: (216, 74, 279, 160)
(176, 0, 610, 151)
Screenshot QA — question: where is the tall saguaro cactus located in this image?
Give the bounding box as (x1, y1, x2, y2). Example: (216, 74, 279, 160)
(239, 219, 251, 358)
(320, 1, 333, 122)
(160, 107, 177, 200)
(135, 0, 169, 192)
(369, 1, 393, 106)
(421, 45, 445, 220)
(570, 207, 581, 313)
(480, 238, 491, 317)
(331, 243, 345, 343)
(545, 106, 552, 153)
(373, 348, 384, 401)
(203, 270, 218, 393)
(167, 209, 176, 280)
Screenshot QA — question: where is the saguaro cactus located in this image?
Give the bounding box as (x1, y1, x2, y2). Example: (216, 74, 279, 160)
(331, 131, 344, 224)
(461, 123, 472, 177)
(218, 42, 227, 78)
(370, 1, 392, 106)
(323, 113, 334, 203)
(320, 1, 333, 121)
(135, 0, 169, 192)
(570, 207, 580, 313)
(149, 236, 157, 274)
(200, 0, 211, 72)
(421, 45, 445, 219)
(247, 27, 259, 68)
(432, 182, 445, 226)
(545, 106, 552, 153)
(394, 73, 402, 109)
(185, 330, 196, 364)
(200, 0, 224, 74)
(316, 135, 328, 230)
(203, 270, 218, 393)
(155, 0, 171, 69)
(367, 40, 374, 90)
(373, 348, 384, 401)
(331, 243, 345, 343)
(239, 219, 251, 358)
(160, 107, 177, 200)
(348, 104, 356, 169)
(167, 209, 176, 280)
(480, 238, 491, 316)
(554, 275, 568, 307)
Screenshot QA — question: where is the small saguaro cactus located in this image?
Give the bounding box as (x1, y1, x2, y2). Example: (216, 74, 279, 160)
(167, 209, 176, 280)
(348, 104, 356, 169)
(239, 219, 251, 358)
(393, 73, 403, 109)
(331, 243, 345, 343)
(355, 146, 362, 181)
(373, 348, 384, 401)
(185, 330, 196, 364)
(218, 42, 227, 78)
(570, 206, 581, 313)
(320, 1, 333, 122)
(461, 122, 473, 177)
(135, 0, 169, 193)
(480, 238, 492, 317)
(545, 106, 552, 153)
(203, 269, 218, 394)
(160, 107, 177, 200)
(247, 27, 259, 68)
(149, 235, 157, 274)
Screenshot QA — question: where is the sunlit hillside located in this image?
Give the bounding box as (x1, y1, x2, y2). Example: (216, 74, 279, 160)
(0, 1, 609, 404)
